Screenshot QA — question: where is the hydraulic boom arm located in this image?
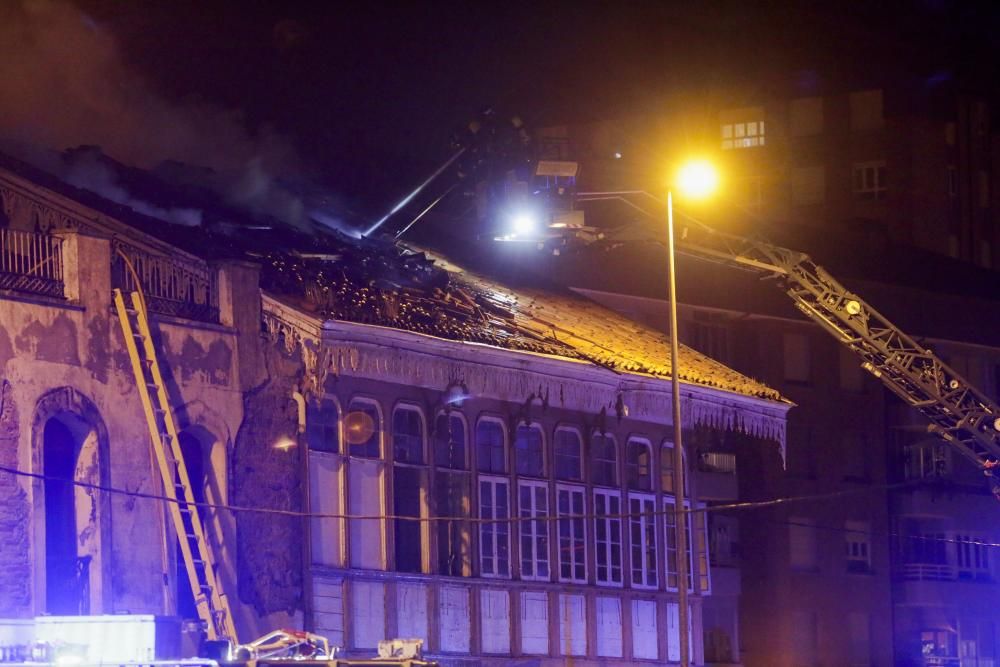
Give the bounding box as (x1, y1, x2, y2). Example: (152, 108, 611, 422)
(676, 222, 1000, 479)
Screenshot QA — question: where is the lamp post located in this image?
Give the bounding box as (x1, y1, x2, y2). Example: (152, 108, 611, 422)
(668, 160, 718, 667)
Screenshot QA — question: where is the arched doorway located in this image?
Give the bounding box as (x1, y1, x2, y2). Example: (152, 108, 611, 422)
(33, 388, 109, 616)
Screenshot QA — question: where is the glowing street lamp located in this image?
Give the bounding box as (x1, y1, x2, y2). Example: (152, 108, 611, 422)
(667, 158, 718, 667)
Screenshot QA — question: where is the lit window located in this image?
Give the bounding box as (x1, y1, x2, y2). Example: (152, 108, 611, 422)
(853, 161, 887, 200)
(519, 480, 549, 581)
(434, 412, 466, 469)
(594, 489, 623, 586)
(392, 405, 424, 464)
(845, 521, 871, 573)
(625, 438, 652, 491)
(591, 432, 618, 487)
(721, 120, 766, 150)
(514, 423, 545, 476)
(554, 427, 583, 481)
(556, 484, 586, 582)
(476, 418, 507, 473)
(345, 398, 380, 458)
(479, 476, 510, 577)
(307, 396, 339, 453)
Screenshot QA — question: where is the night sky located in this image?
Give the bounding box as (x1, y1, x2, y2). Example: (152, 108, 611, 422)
(8, 1, 1000, 225)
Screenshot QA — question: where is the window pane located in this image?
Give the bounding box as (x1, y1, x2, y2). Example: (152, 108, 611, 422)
(626, 440, 651, 491)
(477, 420, 507, 473)
(346, 400, 380, 457)
(515, 424, 545, 476)
(591, 433, 618, 486)
(307, 397, 339, 452)
(392, 408, 423, 463)
(555, 429, 583, 481)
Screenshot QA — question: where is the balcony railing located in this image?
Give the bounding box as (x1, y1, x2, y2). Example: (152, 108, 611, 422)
(0, 228, 64, 298)
(699, 451, 737, 474)
(901, 563, 955, 581)
(112, 241, 219, 323)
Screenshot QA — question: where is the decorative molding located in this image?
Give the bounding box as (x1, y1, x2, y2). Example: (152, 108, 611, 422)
(261, 296, 790, 456)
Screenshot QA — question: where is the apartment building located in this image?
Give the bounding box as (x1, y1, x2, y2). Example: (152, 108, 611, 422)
(540, 82, 1000, 666)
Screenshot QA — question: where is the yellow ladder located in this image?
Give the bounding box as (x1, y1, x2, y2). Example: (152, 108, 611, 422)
(114, 288, 236, 642)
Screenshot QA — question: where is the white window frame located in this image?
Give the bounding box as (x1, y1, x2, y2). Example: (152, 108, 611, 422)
(345, 396, 383, 459)
(554, 425, 583, 481)
(518, 479, 550, 581)
(391, 402, 426, 465)
(664, 497, 694, 592)
(478, 475, 511, 578)
(556, 483, 587, 583)
(514, 421, 546, 477)
(593, 488, 624, 587)
(628, 492, 658, 589)
(475, 415, 508, 474)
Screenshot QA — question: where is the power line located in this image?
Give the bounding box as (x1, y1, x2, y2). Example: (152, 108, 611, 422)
(5, 464, 993, 553)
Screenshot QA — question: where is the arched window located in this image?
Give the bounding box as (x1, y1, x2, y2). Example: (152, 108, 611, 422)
(626, 438, 652, 491)
(476, 417, 507, 473)
(514, 423, 545, 476)
(554, 427, 583, 481)
(434, 412, 467, 469)
(591, 432, 618, 487)
(392, 405, 424, 464)
(307, 396, 340, 453)
(345, 398, 381, 458)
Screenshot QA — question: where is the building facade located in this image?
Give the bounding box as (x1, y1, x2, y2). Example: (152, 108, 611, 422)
(0, 152, 790, 666)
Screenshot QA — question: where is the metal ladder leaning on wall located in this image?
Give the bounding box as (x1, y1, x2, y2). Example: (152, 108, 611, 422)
(113, 286, 237, 642)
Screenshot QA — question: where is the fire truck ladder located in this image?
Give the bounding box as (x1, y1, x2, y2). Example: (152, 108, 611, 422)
(113, 287, 236, 641)
(677, 222, 1000, 473)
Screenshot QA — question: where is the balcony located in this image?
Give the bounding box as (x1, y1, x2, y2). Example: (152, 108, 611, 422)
(111, 240, 219, 323)
(697, 451, 737, 500)
(0, 228, 64, 298)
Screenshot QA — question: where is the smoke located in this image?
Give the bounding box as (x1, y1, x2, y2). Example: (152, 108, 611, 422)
(0, 0, 323, 231)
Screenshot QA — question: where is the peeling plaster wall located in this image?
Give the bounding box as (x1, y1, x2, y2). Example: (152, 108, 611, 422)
(232, 342, 304, 622)
(0, 229, 255, 624)
(0, 380, 30, 616)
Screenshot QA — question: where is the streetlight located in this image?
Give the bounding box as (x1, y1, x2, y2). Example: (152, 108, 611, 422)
(668, 158, 719, 667)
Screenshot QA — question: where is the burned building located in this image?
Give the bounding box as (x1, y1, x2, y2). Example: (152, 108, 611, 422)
(0, 150, 789, 665)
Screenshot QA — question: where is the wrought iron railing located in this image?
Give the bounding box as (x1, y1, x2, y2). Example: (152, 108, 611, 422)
(112, 241, 219, 323)
(0, 228, 64, 298)
(900, 562, 955, 581)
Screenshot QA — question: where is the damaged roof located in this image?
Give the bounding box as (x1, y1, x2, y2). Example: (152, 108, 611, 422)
(0, 148, 784, 402)
(261, 246, 784, 401)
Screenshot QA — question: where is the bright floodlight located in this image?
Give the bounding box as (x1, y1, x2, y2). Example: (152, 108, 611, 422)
(676, 160, 719, 200)
(511, 212, 537, 236)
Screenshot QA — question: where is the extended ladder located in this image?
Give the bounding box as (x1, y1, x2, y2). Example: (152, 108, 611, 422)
(676, 222, 1000, 471)
(113, 288, 236, 641)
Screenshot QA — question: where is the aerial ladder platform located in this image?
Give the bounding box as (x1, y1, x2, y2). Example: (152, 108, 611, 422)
(674, 220, 1000, 484)
(113, 286, 237, 642)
